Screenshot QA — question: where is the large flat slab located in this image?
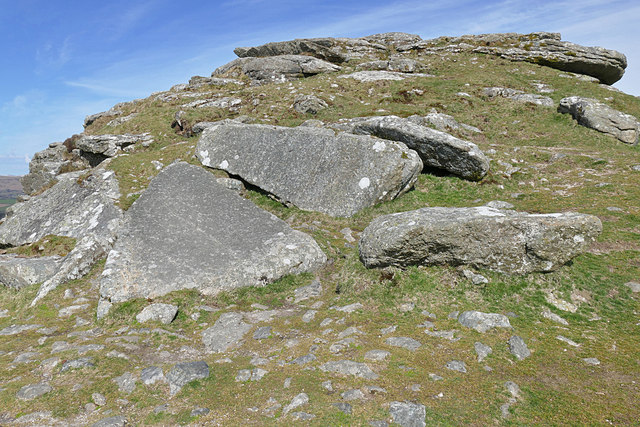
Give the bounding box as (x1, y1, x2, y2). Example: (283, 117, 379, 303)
(196, 123, 422, 217)
(98, 162, 326, 311)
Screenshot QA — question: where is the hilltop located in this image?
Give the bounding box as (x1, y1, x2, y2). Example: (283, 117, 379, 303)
(0, 32, 639, 426)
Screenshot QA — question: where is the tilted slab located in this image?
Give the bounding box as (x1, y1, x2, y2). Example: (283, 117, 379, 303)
(332, 115, 489, 181)
(212, 55, 340, 84)
(196, 123, 422, 217)
(558, 96, 639, 145)
(0, 254, 62, 289)
(359, 207, 601, 274)
(98, 162, 326, 312)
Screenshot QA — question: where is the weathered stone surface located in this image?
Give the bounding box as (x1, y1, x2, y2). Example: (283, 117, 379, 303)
(166, 361, 210, 396)
(91, 415, 127, 427)
(0, 324, 42, 335)
(20, 143, 89, 195)
(75, 133, 153, 159)
(0, 255, 61, 289)
(445, 360, 467, 373)
(333, 115, 489, 181)
(412, 111, 482, 135)
(136, 303, 179, 325)
(292, 94, 327, 114)
(558, 96, 639, 144)
(141, 366, 164, 385)
(282, 393, 309, 415)
(385, 336, 422, 351)
(60, 357, 95, 372)
(113, 372, 137, 393)
(365, 350, 390, 361)
(234, 38, 347, 63)
(319, 360, 378, 379)
(474, 342, 492, 362)
(359, 207, 601, 274)
(389, 401, 426, 427)
(459, 311, 512, 333)
(472, 33, 627, 85)
(212, 55, 340, 83)
(182, 97, 242, 110)
(197, 123, 422, 217)
(99, 162, 325, 310)
(293, 279, 322, 303)
(202, 312, 251, 353)
(0, 168, 122, 247)
(338, 71, 429, 82)
(356, 58, 425, 73)
(508, 336, 531, 360)
(625, 281, 640, 293)
(483, 87, 554, 107)
(16, 383, 52, 400)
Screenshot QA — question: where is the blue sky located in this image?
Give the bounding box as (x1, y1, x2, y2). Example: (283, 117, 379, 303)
(1, 0, 639, 176)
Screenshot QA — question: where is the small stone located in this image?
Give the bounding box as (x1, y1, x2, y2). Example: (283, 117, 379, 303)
(399, 302, 415, 312)
(165, 361, 210, 396)
(462, 269, 489, 285)
(448, 311, 460, 319)
(337, 326, 362, 339)
(290, 412, 315, 421)
(202, 312, 251, 353)
(505, 381, 521, 399)
(380, 325, 397, 334)
(191, 407, 210, 417)
(294, 280, 323, 303)
(282, 393, 309, 415)
(364, 385, 387, 394)
(113, 372, 137, 394)
(141, 366, 164, 385)
(92, 393, 107, 406)
(545, 292, 578, 313)
(58, 304, 90, 318)
(625, 282, 640, 293)
(474, 342, 492, 362)
(389, 401, 426, 427)
(319, 360, 378, 379)
(63, 289, 76, 299)
(583, 357, 601, 365)
(385, 336, 421, 351)
(335, 302, 363, 313)
(91, 416, 127, 427)
(501, 403, 511, 418)
(290, 354, 317, 365)
(322, 380, 333, 391)
(284, 377, 292, 388)
(302, 310, 317, 323)
(365, 350, 390, 361)
(154, 404, 169, 414)
(342, 389, 365, 401)
(333, 402, 352, 414)
(458, 311, 511, 333)
(429, 373, 443, 381)
(136, 303, 179, 325)
(508, 336, 531, 360)
(60, 357, 95, 372)
(542, 309, 569, 325)
(16, 383, 52, 400)
(85, 403, 97, 413)
(445, 360, 467, 373)
(253, 326, 272, 340)
(424, 329, 458, 341)
(556, 335, 580, 347)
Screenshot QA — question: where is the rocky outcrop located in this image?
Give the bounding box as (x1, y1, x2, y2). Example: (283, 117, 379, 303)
(196, 123, 422, 217)
(359, 207, 602, 274)
(332, 115, 489, 181)
(413, 111, 482, 135)
(292, 94, 328, 114)
(470, 33, 627, 85)
(212, 55, 340, 84)
(98, 162, 326, 315)
(338, 71, 430, 82)
(75, 133, 154, 160)
(234, 38, 347, 63)
(356, 58, 425, 73)
(483, 87, 554, 107)
(0, 169, 122, 247)
(0, 255, 61, 289)
(558, 96, 639, 144)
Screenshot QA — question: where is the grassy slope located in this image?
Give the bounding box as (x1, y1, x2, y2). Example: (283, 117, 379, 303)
(0, 49, 639, 425)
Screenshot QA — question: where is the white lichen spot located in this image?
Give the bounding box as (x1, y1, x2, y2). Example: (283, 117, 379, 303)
(573, 235, 585, 243)
(234, 155, 239, 160)
(372, 140, 386, 152)
(219, 160, 229, 169)
(359, 177, 370, 189)
(286, 244, 297, 250)
(283, 258, 291, 265)
(199, 150, 211, 166)
(474, 206, 505, 217)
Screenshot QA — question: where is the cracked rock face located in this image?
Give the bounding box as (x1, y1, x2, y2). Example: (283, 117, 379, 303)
(0, 168, 122, 247)
(197, 123, 422, 217)
(359, 207, 602, 274)
(99, 162, 326, 311)
(558, 96, 639, 144)
(0, 255, 62, 289)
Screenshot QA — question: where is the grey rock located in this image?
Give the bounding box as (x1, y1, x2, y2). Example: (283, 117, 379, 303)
(198, 123, 421, 217)
(458, 311, 512, 333)
(356, 58, 425, 73)
(290, 354, 317, 365)
(253, 326, 272, 340)
(337, 326, 362, 339)
(75, 133, 153, 158)
(386, 336, 422, 351)
(319, 360, 378, 379)
(165, 361, 210, 396)
(335, 302, 363, 313)
(625, 281, 640, 292)
(429, 373, 443, 381)
(20, 143, 90, 196)
(202, 312, 252, 353)
(413, 111, 482, 134)
(342, 389, 365, 400)
(182, 97, 242, 110)
(485, 200, 515, 210)
(290, 412, 315, 421)
(473, 34, 626, 84)
(84, 104, 126, 128)
(369, 421, 390, 427)
(0, 255, 61, 289)
(235, 38, 347, 63)
(294, 279, 323, 303)
(191, 407, 210, 417)
(236, 368, 268, 382)
(424, 329, 458, 341)
(136, 303, 179, 325)
(16, 383, 52, 400)
(542, 309, 569, 325)
(340, 70, 431, 82)
(213, 55, 340, 84)
(91, 415, 127, 427)
(12, 351, 41, 364)
(474, 342, 492, 362)
(99, 163, 325, 310)
(557, 335, 581, 347)
(389, 401, 426, 427)
(154, 404, 168, 414)
(188, 75, 243, 88)
(505, 381, 521, 399)
(333, 115, 489, 181)
(282, 392, 309, 415)
(359, 207, 601, 274)
(365, 349, 390, 361)
(0, 168, 122, 247)
(302, 310, 317, 323)
(583, 357, 601, 365)
(113, 372, 137, 394)
(141, 366, 164, 385)
(58, 303, 89, 317)
(462, 269, 489, 285)
(483, 87, 554, 107)
(292, 94, 328, 114)
(558, 96, 639, 144)
(445, 360, 467, 373)
(330, 337, 355, 354)
(508, 336, 531, 360)
(92, 392, 107, 406)
(76, 344, 104, 355)
(0, 324, 42, 335)
(333, 402, 352, 414)
(60, 357, 95, 372)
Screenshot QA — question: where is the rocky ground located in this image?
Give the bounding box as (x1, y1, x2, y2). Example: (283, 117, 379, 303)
(0, 32, 639, 426)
